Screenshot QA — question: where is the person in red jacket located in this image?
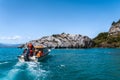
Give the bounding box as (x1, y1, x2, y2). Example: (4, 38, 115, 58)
(26, 43, 35, 60)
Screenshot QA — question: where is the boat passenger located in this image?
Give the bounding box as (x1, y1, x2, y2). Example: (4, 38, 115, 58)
(36, 51, 43, 57)
(26, 43, 35, 60)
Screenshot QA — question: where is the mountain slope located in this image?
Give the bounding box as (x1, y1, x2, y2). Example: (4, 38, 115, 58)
(93, 19, 120, 48)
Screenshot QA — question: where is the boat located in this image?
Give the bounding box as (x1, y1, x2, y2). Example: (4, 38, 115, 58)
(18, 46, 50, 62)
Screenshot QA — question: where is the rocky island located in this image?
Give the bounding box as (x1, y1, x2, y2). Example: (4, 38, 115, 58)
(21, 33, 94, 48)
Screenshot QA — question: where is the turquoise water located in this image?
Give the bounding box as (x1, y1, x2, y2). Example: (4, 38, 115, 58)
(0, 48, 120, 80)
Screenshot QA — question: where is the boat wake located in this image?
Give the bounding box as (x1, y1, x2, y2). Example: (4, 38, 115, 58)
(1, 62, 49, 80)
(26, 62, 49, 80)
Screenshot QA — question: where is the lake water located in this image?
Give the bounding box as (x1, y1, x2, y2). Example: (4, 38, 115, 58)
(0, 48, 120, 80)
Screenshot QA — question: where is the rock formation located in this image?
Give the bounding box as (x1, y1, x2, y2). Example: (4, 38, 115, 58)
(109, 20, 120, 36)
(22, 33, 94, 48)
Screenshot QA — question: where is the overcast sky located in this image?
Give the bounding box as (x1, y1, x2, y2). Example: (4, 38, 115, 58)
(0, 0, 120, 44)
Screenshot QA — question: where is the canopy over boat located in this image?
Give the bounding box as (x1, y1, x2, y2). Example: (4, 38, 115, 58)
(34, 45, 44, 49)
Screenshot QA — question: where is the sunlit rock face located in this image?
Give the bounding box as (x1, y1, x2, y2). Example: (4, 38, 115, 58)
(23, 33, 94, 48)
(109, 20, 120, 36)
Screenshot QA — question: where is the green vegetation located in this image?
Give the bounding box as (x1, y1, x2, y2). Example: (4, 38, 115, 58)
(93, 32, 120, 48)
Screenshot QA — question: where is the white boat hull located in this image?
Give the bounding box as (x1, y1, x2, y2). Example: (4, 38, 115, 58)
(18, 52, 49, 62)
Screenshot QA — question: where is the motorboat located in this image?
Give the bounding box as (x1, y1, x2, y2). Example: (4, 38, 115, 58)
(18, 46, 50, 62)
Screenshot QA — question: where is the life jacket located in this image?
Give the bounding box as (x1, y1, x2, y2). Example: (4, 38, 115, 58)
(27, 43, 33, 49)
(36, 51, 43, 57)
(29, 50, 33, 56)
(36, 53, 41, 57)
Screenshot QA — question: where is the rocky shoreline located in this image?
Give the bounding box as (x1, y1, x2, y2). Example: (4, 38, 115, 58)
(21, 33, 94, 48)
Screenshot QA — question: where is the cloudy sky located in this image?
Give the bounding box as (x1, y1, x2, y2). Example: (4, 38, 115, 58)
(0, 0, 120, 44)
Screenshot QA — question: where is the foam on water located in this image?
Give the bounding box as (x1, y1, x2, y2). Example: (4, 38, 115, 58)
(0, 62, 9, 65)
(60, 64, 65, 67)
(26, 62, 49, 80)
(1, 62, 49, 80)
(1, 62, 24, 80)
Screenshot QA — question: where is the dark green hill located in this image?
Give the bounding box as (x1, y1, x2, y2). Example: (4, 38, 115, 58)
(93, 32, 120, 47)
